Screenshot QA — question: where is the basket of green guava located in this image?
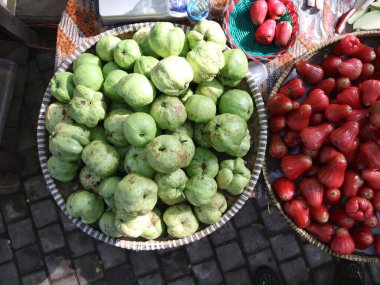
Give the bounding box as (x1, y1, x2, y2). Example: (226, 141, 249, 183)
(37, 20, 268, 250)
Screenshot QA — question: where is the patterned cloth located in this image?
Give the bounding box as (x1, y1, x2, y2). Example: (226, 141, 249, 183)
(56, 0, 355, 97)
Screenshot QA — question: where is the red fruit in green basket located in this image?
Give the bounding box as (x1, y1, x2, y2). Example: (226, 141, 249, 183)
(360, 141, 380, 168)
(329, 121, 359, 153)
(273, 177, 295, 201)
(370, 101, 380, 128)
(342, 138, 360, 163)
(336, 87, 362, 109)
(303, 89, 330, 113)
(250, 0, 268, 25)
(350, 226, 374, 250)
(310, 112, 326, 125)
(331, 207, 354, 228)
(305, 164, 320, 177)
(360, 79, 380, 106)
(336, 77, 351, 92)
(279, 78, 305, 100)
(330, 228, 355, 255)
(283, 130, 300, 148)
(256, 19, 276, 45)
(338, 58, 363, 80)
(269, 134, 288, 159)
(284, 198, 311, 228)
(317, 156, 347, 188)
(325, 188, 341, 205)
(286, 104, 312, 131)
(363, 215, 379, 229)
(281, 154, 312, 180)
(342, 170, 364, 198)
(300, 177, 324, 208)
(345, 109, 370, 125)
(373, 192, 380, 212)
(267, 0, 286, 20)
(345, 197, 373, 222)
(310, 204, 329, 224)
(267, 93, 293, 115)
(274, 21, 292, 47)
(374, 237, 380, 257)
(314, 78, 336, 95)
(325, 104, 352, 123)
(292, 100, 300, 110)
(322, 55, 342, 78)
(319, 145, 343, 164)
(354, 43, 376, 63)
(301, 145, 319, 160)
(359, 123, 378, 141)
(268, 115, 286, 133)
(334, 35, 361, 56)
(306, 222, 334, 242)
(358, 63, 375, 81)
(295, 60, 324, 85)
(358, 186, 374, 201)
(362, 169, 380, 191)
(300, 123, 334, 151)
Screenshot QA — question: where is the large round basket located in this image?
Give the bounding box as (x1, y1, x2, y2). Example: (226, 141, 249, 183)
(264, 30, 380, 262)
(36, 22, 268, 250)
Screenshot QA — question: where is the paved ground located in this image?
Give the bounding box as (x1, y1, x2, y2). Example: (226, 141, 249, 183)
(0, 11, 380, 285)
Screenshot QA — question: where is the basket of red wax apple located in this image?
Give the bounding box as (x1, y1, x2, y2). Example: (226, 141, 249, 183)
(223, 0, 298, 61)
(265, 31, 380, 261)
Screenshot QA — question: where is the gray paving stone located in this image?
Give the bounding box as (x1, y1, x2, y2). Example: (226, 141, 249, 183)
(30, 199, 58, 228)
(20, 148, 40, 177)
(42, 69, 55, 85)
(185, 238, 214, 264)
(253, 196, 271, 210)
(0, 172, 21, 195)
(280, 257, 311, 285)
(210, 222, 237, 245)
(0, 213, 4, 232)
(73, 254, 104, 284)
(368, 262, 380, 284)
(215, 242, 245, 272)
(17, 128, 36, 152)
(22, 270, 50, 285)
(137, 273, 163, 285)
(0, 238, 13, 263)
(312, 264, 335, 285)
(59, 211, 77, 232)
(160, 250, 190, 281)
(0, 262, 20, 285)
(45, 250, 75, 280)
(26, 59, 43, 83)
(51, 275, 79, 285)
(225, 267, 251, 285)
(36, 52, 56, 72)
(67, 231, 95, 258)
(7, 218, 36, 249)
(192, 259, 223, 285)
(16, 244, 43, 274)
(24, 175, 50, 202)
(363, 264, 374, 285)
(129, 251, 158, 276)
(96, 243, 127, 270)
(105, 264, 138, 285)
(260, 207, 288, 234)
(91, 281, 107, 285)
(247, 248, 280, 277)
(38, 224, 65, 253)
(167, 275, 195, 285)
(303, 244, 333, 269)
(270, 233, 301, 262)
(0, 193, 28, 223)
(239, 226, 269, 254)
(23, 80, 45, 108)
(232, 201, 259, 228)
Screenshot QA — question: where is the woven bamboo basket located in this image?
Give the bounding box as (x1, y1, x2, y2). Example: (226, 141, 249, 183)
(36, 22, 268, 250)
(264, 30, 380, 262)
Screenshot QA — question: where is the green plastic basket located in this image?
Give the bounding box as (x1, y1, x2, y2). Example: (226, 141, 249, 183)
(223, 0, 299, 62)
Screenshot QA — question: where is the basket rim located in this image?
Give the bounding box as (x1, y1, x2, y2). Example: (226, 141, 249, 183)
(36, 21, 268, 250)
(264, 30, 380, 262)
(223, 0, 299, 62)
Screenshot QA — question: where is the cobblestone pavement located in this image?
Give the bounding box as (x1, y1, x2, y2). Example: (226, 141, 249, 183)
(1, 29, 380, 285)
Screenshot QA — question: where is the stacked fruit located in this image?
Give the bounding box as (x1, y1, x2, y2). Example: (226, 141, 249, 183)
(45, 19, 255, 240)
(250, 0, 293, 46)
(268, 34, 380, 256)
